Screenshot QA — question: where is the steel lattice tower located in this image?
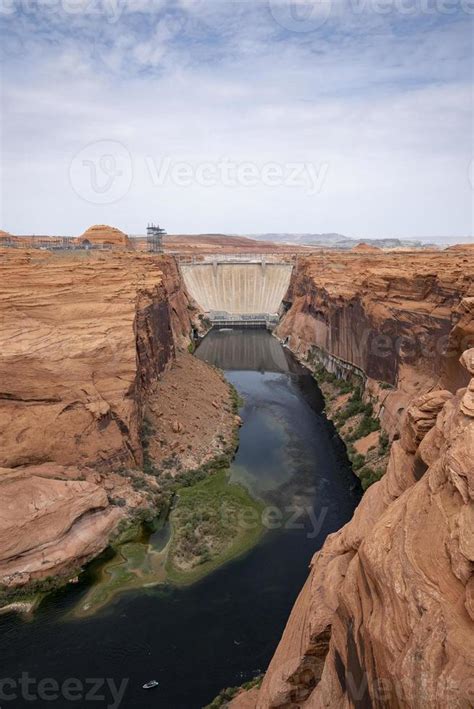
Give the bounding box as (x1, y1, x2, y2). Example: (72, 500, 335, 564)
(146, 223, 166, 252)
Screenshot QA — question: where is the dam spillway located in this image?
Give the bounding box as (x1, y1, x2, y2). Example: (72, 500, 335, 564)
(179, 260, 293, 318)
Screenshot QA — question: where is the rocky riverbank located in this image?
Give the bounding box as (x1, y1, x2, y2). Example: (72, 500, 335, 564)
(231, 349, 474, 708)
(276, 250, 473, 436)
(230, 248, 474, 708)
(0, 248, 237, 605)
(273, 250, 473, 490)
(312, 364, 390, 490)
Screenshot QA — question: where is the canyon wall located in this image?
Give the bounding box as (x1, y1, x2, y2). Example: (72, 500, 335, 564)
(276, 251, 474, 435)
(233, 350, 474, 708)
(231, 250, 474, 708)
(0, 249, 192, 471)
(0, 248, 224, 589)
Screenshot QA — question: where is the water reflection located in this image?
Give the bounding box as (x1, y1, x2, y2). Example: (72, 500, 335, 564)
(196, 328, 300, 373)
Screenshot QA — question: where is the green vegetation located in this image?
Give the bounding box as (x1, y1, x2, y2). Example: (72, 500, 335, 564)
(198, 314, 212, 330)
(5, 377, 246, 617)
(346, 445, 366, 472)
(378, 430, 389, 456)
(140, 415, 161, 477)
(166, 469, 264, 585)
(74, 386, 247, 613)
(74, 452, 259, 615)
(358, 466, 385, 491)
(229, 382, 244, 412)
(314, 363, 351, 393)
(0, 571, 81, 611)
(312, 361, 389, 491)
(140, 416, 153, 448)
(334, 387, 370, 425)
(204, 675, 264, 709)
(325, 385, 380, 445)
(74, 536, 169, 618)
(349, 411, 380, 440)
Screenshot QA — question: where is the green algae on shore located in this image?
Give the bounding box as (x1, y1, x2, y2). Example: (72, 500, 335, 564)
(72, 522, 171, 618)
(72, 468, 264, 616)
(166, 468, 265, 586)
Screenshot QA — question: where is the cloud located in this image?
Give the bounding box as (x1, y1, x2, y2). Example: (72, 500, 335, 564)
(0, 0, 472, 238)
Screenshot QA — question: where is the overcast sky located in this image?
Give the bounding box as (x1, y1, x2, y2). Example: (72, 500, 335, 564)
(1, 0, 473, 240)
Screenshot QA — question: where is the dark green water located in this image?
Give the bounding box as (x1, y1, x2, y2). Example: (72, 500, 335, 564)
(0, 329, 361, 709)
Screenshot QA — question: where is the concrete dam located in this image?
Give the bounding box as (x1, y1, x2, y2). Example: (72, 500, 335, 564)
(179, 258, 293, 323)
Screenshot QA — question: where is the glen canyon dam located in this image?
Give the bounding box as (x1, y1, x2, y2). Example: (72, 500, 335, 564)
(1, 2, 473, 708)
(179, 258, 294, 320)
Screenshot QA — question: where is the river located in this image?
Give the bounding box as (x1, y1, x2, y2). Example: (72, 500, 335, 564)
(0, 329, 361, 709)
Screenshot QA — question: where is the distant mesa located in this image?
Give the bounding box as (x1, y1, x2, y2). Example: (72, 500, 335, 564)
(165, 234, 274, 250)
(78, 224, 132, 249)
(352, 241, 382, 252)
(0, 230, 21, 247)
(445, 243, 474, 252)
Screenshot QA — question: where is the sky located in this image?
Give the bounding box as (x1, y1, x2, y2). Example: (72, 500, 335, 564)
(0, 0, 473, 240)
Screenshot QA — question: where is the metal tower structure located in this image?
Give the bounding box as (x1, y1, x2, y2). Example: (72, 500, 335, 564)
(146, 222, 166, 252)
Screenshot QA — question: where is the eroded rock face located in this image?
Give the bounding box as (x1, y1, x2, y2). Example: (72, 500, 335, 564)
(443, 297, 474, 392)
(233, 351, 474, 708)
(0, 250, 195, 471)
(0, 248, 219, 587)
(276, 251, 473, 436)
(0, 465, 122, 587)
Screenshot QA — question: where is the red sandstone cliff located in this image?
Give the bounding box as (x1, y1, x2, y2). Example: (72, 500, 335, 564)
(230, 252, 474, 708)
(232, 350, 474, 708)
(0, 250, 173, 470)
(276, 251, 473, 435)
(0, 249, 229, 589)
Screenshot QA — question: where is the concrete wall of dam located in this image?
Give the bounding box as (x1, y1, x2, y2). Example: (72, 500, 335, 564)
(180, 262, 293, 315)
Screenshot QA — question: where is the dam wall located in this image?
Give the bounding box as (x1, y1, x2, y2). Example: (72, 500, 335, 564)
(180, 262, 293, 316)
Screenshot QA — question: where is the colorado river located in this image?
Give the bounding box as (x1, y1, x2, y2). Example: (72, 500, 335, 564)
(0, 330, 361, 708)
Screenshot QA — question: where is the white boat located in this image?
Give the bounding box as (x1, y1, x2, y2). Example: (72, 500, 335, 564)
(142, 680, 159, 689)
